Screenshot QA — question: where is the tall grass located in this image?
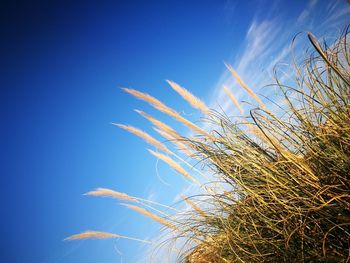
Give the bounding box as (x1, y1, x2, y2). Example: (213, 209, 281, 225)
(67, 26, 350, 262)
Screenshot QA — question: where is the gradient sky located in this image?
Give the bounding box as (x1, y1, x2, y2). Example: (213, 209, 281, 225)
(2, 1, 350, 262)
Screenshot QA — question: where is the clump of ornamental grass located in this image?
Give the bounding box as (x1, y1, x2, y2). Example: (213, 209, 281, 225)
(67, 27, 350, 262)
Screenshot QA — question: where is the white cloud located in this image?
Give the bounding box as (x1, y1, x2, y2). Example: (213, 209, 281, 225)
(297, 0, 319, 24)
(207, 17, 287, 118)
(297, 9, 309, 25)
(321, 4, 350, 29)
(310, 0, 319, 8)
(208, 0, 350, 123)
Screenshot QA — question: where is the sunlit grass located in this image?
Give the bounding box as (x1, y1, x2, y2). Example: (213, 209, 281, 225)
(67, 26, 350, 262)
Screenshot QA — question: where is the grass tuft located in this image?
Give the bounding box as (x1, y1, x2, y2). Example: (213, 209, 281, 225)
(69, 26, 350, 262)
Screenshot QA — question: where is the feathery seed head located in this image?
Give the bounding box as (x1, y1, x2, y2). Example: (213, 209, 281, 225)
(122, 88, 213, 140)
(65, 231, 118, 240)
(122, 203, 176, 230)
(181, 195, 207, 217)
(148, 149, 196, 183)
(166, 80, 210, 115)
(65, 230, 152, 244)
(85, 188, 138, 202)
(223, 85, 244, 114)
(225, 63, 267, 110)
(113, 123, 171, 154)
(153, 127, 193, 157)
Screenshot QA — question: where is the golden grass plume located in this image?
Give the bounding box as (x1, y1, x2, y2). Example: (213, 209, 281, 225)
(65, 230, 151, 244)
(113, 123, 171, 154)
(65, 231, 118, 240)
(122, 88, 212, 139)
(122, 203, 176, 230)
(166, 80, 210, 115)
(147, 149, 197, 183)
(135, 109, 177, 136)
(153, 127, 193, 157)
(181, 195, 207, 218)
(225, 63, 267, 110)
(223, 85, 244, 114)
(85, 187, 138, 203)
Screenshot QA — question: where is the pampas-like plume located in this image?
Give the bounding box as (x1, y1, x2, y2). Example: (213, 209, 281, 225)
(65, 230, 151, 243)
(135, 110, 179, 139)
(65, 231, 118, 240)
(153, 127, 193, 157)
(85, 188, 138, 203)
(122, 203, 176, 230)
(225, 63, 267, 110)
(223, 85, 244, 114)
(135, 110, 193, 155)
(122, 88, 212, 139)
(181, 195, 207, 217)
(148, 149, 197, 183)
(136, 110, 194, 155)
(135, 110, 194, 154)
(166, 80, 210, 115)
(113, 123, 171, 154)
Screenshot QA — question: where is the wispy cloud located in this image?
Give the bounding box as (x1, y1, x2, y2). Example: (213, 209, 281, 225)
(321, 2, 350, 30)
(208, 0, 350, 118)
(208, 17, 287, 117)
(297, 0, 319, 25)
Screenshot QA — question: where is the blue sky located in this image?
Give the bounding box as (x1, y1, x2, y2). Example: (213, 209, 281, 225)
(2, 1, 350, 262)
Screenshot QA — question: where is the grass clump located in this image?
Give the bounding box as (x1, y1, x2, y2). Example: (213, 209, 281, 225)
(67, 26, 350, 262)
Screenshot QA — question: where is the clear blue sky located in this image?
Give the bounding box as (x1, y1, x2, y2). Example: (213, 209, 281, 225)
(2, 1, 349, 262)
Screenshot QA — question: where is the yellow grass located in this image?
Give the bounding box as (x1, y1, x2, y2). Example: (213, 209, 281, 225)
(148, 149, 197, 183)
(166, 80, 210, 115)
(85, 188, 138, 203)
(122, 203, 177, 230)
(181, 195, 206, 218)
(122, 88, 213, 139)
(65, 230, 151, 243)
(135, 109, 178, 136)
(65, 231, 118, 240)
(225, 63, 267, 110)
(223, 85, 244, 114)
(71, 28, 350, 262)
(113, 123, 171, 154)
(153, 127, 193, 157)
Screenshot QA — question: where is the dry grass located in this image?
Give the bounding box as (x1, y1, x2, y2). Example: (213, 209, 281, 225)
(225, 63, 267, 110)
(166, 80, 210, 115)
(69, 26, 350, 262)
(122, 203, 177, 230)
(85, 188, 139, 203)
(122, 88, 211, 138)
(147, 149, 197, 183)
(135, 109, 178, 137)
(65, 231, 118, 240)
(153, 127, 194, 157)
(65, 230, 151, 243)
(135, 109, 194, 156)
(181, 195, 207, 218)
(113, 123, 171, 154)
(223, 85, 244, 114)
